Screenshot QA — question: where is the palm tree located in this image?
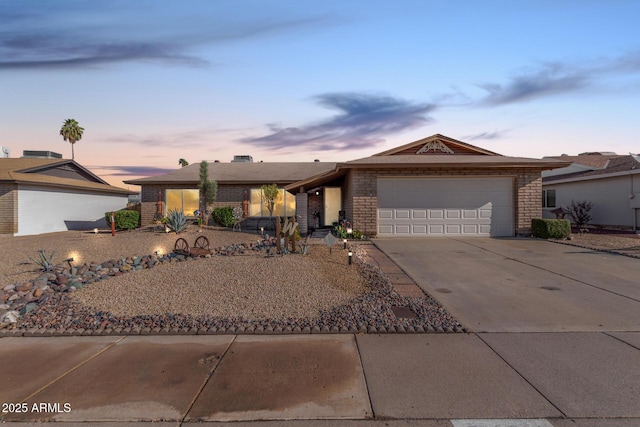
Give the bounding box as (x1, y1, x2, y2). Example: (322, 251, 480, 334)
(59, 119, 84, 160)
(178, 158, 189, 167)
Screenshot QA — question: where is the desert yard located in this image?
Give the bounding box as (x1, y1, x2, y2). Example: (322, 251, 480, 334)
(1, 226, 461, 333)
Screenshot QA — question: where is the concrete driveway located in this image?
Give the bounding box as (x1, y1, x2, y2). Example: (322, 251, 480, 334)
(374, 237, 640, 332)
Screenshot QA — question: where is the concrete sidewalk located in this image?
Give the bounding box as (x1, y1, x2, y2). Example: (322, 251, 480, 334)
(1, 333, 639, 426)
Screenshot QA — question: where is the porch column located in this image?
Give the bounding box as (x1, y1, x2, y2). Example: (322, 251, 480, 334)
(295, 192, 309, 236)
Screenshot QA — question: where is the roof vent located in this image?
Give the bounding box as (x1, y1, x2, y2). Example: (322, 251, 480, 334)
(22, 150, 63, 159)
(214, 160, 220, 163)
(314, 159, 320, 162)
(231, 155, 253, 163)
(1, 146, 9, 158)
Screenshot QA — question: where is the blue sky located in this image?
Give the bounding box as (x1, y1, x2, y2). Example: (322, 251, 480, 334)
(1, 0, 639, 189)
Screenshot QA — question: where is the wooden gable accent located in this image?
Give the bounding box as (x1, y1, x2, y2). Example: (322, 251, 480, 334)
(374, 134, 500, 157)
(20, 161, 109, 184)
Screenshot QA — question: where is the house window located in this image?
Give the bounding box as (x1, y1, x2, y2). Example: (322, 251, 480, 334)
(249, 188, 296, 217)
(543, 189, 556, 208)
(166, 189, 199, 216)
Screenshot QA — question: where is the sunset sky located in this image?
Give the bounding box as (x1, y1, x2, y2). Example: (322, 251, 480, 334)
(1, 1, 639, 190)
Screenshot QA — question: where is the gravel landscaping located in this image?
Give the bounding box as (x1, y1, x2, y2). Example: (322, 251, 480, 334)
(550, 229, 640, 258)
(0, 226, 464, 334)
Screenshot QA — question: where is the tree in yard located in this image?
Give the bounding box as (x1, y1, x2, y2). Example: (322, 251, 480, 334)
(199, 161, 218, 223)
(59, 119, 84, 160)
(570, 200, 593, 229)
(178, 158, 189, 167)
(261, 183, 280, 217)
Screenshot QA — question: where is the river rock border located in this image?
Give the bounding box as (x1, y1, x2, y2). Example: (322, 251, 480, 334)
(0, 239, 465, 335)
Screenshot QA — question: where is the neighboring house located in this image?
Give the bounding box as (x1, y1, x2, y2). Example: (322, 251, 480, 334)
(0, 158, 135, 236)
(542, 152, 640, 230)
(127, 134, 568, 237)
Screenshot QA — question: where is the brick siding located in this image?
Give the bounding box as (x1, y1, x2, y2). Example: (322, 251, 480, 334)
(0, 183, 18, 235)
(345, 167, 544, 237)
(140, 184, 252, 225)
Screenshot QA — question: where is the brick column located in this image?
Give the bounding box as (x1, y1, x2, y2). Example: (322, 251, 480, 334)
(295, 192, 309, 236)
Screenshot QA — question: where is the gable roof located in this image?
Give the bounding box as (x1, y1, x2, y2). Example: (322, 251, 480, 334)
(543, 154, 640, 184)
(124, 161, 337, 185)
(373, 134, 500, 156)
(285, 134, 570, 191)
(0, 158, 135, 195)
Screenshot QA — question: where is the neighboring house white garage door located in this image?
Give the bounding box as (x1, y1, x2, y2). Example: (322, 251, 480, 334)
(377, 177, 514, 237)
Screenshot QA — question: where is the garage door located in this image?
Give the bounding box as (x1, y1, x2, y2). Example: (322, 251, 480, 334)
(377, 177, 513, 237)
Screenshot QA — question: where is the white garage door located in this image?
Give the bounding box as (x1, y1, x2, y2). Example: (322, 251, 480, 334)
(377, 177, 514, 237)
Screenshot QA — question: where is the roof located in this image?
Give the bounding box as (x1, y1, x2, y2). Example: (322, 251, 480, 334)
(285, 134, 570, 191)
(124, 161, 337, 185)
(344, 155, 567, 167)
(544, 153, 626, 169)
(544, 154, 640, 183)
(0, 158, 135, 196)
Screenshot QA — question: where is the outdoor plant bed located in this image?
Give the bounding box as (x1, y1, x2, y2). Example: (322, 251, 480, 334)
(1, 244, 464, 335)
(548, 230, 640, 259)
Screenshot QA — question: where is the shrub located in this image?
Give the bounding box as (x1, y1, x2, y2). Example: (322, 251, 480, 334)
(166, 208, 188, 233)
(105, 210, 140, 230)
(570, 200, 593, 228)
(212, 207, 235, 227)
(29, 249, 55, 271)
(531, 218, 571, 239)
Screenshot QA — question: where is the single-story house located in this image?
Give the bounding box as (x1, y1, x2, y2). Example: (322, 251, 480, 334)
(126, 134, 568, 237)
(542, 152, 640, 230)
(0, 158, 136, 236)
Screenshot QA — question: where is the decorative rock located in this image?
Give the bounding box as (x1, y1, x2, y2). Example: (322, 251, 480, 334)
(20, 303, 38, 315)
(1, 310, 19, 323)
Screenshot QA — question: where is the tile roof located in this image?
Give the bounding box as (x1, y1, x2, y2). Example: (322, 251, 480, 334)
(0, 158, 135, 195)
(544, 154, 625, 169)
(544, 155, 639, 183)
(125, 161, 337, 185)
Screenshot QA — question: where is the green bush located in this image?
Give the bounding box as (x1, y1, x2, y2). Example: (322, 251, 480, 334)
(531, 218, 571, 239)
(212, 206, 235, 227)
(105, 210, 140, 230)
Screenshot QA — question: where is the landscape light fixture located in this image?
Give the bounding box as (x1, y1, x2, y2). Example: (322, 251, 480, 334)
(343, 238, 347, 249)
(348, 251, 353, 265)
(63, 257, 74, 268)
(93, 228, 98, 234)
(260, 227, 264, 235)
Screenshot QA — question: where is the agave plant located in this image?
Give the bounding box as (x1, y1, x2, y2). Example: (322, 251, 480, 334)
(166, 208, 188, 233)
(30, 249, 56, 271)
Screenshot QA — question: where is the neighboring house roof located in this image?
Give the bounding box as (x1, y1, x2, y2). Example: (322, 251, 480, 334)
(124, 161, 337, 185)
(286, 134, 570, 191)
(0, 158, 135, 196)
(543, 154, 640, 184)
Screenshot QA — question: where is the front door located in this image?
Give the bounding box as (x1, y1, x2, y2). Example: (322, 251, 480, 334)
(324, 187, 342, 227)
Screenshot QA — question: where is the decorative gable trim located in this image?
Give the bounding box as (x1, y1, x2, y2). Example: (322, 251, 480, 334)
(416, 139, 454, 155)
(373, 134, 501, 157)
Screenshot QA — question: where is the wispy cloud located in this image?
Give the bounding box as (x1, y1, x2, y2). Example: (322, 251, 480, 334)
(477, 51, 640, 106)
(0, 4, 339, 70)
(464, 130, 510, 141)
(89, 165, 176, 177)
(242, 92, 436, 151)
(478, 62, 589, 106)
